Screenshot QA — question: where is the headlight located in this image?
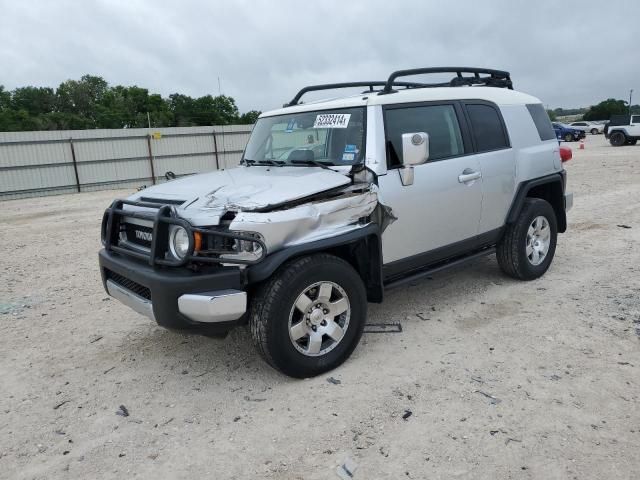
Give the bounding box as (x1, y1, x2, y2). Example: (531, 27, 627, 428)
(169, 226, 190, 259)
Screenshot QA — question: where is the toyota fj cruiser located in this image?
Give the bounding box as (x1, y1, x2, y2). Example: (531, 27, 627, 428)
(99, 67, 573, 378)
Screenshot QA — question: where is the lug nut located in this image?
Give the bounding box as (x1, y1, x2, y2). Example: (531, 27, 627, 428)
(312, 326, 317, 332)
(323, 309, 328, 314)
(321, 320, 327, 326)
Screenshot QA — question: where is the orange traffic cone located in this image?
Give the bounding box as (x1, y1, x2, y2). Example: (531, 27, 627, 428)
(579, 139, 585, 150)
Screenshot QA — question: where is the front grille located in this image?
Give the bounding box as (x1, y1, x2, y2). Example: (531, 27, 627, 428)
(122, 223, 153, 249)
(106, 270, 151, 300)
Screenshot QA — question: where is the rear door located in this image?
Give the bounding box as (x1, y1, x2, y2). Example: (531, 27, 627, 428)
(379, 102, 483, 267)
(461, 101, 515, 235)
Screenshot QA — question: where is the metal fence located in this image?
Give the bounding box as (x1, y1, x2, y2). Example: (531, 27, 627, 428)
(0, 125, 253, 200)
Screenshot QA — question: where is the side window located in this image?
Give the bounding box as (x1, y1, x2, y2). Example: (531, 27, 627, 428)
(465, 104, 510, 152)
(526, 104, 556, 141)
(385, 104, 464, 167)
(632, 115, 640, 124)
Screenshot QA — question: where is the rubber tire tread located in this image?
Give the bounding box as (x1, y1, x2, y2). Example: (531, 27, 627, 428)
(249, 253, 366, 378)
(497, 198, 557, 280)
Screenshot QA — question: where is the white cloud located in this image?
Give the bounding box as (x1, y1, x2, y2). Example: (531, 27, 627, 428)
(0, 0, 637, 112)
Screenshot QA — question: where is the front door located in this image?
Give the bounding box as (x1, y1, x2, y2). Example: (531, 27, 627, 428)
(378, 102, 482, 269)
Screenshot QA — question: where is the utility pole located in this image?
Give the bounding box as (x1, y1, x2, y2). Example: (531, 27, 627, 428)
(218, 76, 222, 96)
(630, 89, 634, 117)
(147, 111, 152, 129)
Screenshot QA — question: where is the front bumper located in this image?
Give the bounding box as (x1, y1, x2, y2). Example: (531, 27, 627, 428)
(99, 249, 247, 335)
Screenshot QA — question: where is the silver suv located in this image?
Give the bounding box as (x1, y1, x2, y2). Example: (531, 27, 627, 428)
(99, 67, 573, 377)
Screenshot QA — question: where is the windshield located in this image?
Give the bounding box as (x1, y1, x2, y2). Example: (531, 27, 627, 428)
(243, 107, 365, 167)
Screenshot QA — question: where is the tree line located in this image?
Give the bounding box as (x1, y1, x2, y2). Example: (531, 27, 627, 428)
(548, 98, 639, 122)
(0, 75, 638, 132)
(0, 75, 261, 132)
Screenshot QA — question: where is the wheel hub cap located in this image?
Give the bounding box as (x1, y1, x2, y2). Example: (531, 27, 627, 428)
(288, 281, 351, 357)
(309, 308, 324, 326)
(526, 215, 551, 266)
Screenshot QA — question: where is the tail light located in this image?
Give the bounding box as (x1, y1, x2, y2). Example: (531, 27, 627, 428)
(559, 146, 572, 163)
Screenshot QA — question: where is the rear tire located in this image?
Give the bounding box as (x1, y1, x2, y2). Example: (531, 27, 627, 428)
(590, 128, 599, 135)
(610, 131, 626, 147)
(497, 198, 558, 280)
(249, 254, 367, 378)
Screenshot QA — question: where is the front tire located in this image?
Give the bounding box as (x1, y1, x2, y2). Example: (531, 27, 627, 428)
(497, 198, 558, 280)
(564, 133, 573, 142)
(590, 128, 599, 135)
(249, 254, 367, 378)
(610, 131, 626, 146)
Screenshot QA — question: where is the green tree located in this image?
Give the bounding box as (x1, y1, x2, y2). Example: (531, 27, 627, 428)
(0, 75, 258, 132)
(546, 109, 557, 121)
(11, 86, 56, 116)
(56, 75, 109, 124)
(0, 85, 11, 111)
(239, 110, 260, 124)
(583, 98, 629, 121)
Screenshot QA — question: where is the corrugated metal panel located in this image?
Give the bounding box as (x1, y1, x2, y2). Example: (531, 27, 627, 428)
(0, 125, 252, 200)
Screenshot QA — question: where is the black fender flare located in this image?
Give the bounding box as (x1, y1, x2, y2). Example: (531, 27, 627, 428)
(246, 223, 384, 303)
(506, 172, 567, 233)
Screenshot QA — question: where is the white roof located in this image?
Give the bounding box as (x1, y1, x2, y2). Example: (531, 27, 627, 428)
(261, 86, 541, 118)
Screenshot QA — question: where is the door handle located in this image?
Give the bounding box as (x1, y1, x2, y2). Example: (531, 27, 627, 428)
(458, 170, 482, 183)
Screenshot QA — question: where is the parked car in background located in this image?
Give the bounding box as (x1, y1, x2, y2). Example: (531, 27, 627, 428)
(552, 123, 586, 142)
(569, 121, 603, 135)
(604, 114, 640, 146)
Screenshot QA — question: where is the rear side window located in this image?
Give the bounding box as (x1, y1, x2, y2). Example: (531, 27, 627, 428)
(526, 104, 556, 141)
(465, 104, 509, 152)
(385, 104, 464, 166)
(632, 115, 640, 124)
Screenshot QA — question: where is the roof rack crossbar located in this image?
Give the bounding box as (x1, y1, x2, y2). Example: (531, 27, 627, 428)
(285, 81, 426, 107)
(380, 67, 513, 94)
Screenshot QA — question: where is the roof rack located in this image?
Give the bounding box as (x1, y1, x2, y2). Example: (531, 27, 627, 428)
(380, 67, 513, 94)
(284, 67, 513, 107)
(285, 81, 427, 107)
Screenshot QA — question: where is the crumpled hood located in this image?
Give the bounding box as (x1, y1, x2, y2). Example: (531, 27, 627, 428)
(128, 165, 352, 224)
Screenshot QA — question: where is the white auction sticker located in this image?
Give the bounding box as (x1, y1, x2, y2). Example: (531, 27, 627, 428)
(313, 113, 351, 129)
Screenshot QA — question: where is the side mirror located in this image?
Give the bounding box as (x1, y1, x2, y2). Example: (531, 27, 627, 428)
(399, 132, 429, 186)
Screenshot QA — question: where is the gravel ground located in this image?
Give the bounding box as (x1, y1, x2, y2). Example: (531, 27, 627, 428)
(1, 135, 639, 479)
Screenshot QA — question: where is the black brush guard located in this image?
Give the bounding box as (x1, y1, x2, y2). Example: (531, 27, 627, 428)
(102, 199, 266, 267)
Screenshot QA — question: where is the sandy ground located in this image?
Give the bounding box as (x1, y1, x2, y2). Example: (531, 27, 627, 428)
(0, 135, 639, 480)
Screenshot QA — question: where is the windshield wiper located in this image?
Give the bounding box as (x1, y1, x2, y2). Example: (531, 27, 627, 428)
(243, 159, 285, 167)
(289, 159, 335, 170)
(258, 159, 285, 167)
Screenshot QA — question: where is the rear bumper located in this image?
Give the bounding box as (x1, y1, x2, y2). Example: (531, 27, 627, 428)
(565, 192, 573, 212)
(99, 249, 247, 335)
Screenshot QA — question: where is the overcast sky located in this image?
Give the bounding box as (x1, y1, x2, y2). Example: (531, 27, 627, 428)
(0, 0, 637, 113)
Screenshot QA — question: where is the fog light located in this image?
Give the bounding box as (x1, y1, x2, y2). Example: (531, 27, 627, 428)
(169, 226, 190, 259)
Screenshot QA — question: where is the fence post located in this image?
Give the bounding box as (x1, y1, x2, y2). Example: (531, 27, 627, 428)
(146, 134, 157, 184)
(212, 129, 220, 170)
(69, 138, 81, 193)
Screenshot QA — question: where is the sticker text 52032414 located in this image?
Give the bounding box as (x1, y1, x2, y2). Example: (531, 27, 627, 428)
(313, 114, 351, 129)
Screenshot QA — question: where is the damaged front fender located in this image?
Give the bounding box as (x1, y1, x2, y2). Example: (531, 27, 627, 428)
(228, 183, 395, 256)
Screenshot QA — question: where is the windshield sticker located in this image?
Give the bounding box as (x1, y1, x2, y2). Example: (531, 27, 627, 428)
(313, 113, 351, 129)
(341, 152, 356, 162)
(285, 119, 295, 133)
(344, 144, 357, 153)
